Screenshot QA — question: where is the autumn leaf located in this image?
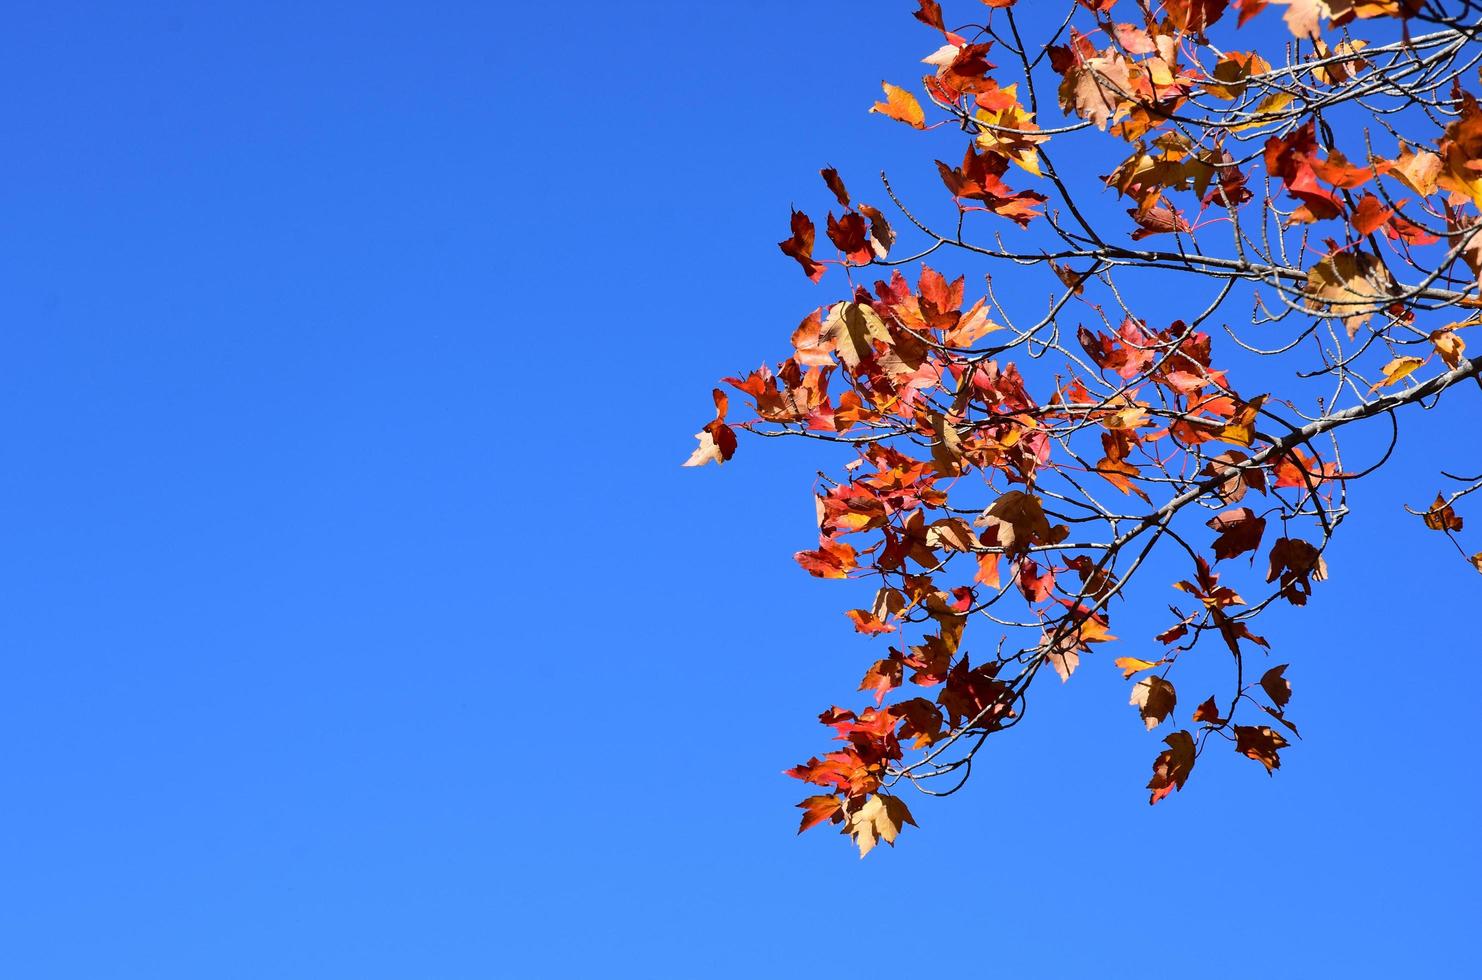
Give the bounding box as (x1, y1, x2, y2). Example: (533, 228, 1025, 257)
(1115, 656, 1161, 679)
(1167, 0, 1229, 32)
(848, 793, 917, 857)
(1130, 676, 1177, 730)
(820, 167, 851, 208)
(1388, 144, 1441, 196)
(846, 609, 898, 636)
(1147, 730, 1196, 804)
(912, 0, 946, 33)
(796, 794, 844, 833)
(1192, 696, 1224, 724)
(1430, 329, 1466, 369)
(1303, 251, 1395, 338)
(1060, 50, 1131, 130)
(1207, 507, 1267, 561)
(1266, 537, 1328, 605)
(795, 539, 859, 578)
(683, 388, 737, 467)
(778, 210, 825, 282)
(1422, 493, 1463, 532)
(1260, 664, 1292, 709)
(858, 656, 904, 703)
(975, 490, 1065, 554)
(1369, 355, 1425, 391)
(870, 82, 926, 129)
(1234, 725, 1289, 773)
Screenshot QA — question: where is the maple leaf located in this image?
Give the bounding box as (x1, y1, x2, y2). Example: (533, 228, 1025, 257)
(1266, 537, 1328, 605)
(1234, 725, 1289, 773)
(1438, 93, 1482, 206)
(848, 793, 916, 857)
(912, 0, 945, 32)
(1303, 251, 1395, 338)
(976, 490, 1068, 555)
(1207, 507, 1267, 561)
(1147, 730, 1196, 804)
(1203, 450, 1266, 504)
(826, 211, 874, 265)
(1388, 144, 1441, 196)
(1422, 493, 1463, 532)
(846, 609, 898, 636)
(1192, 696, 1224, 724)
(1060, 50, 1132, 131)
(1130, 676, 1178, 730)
(858, 656, 904, 704)
(796, 794, 844, 833)
(819, 167, 850, 208)
(1167, 0, 1229, 32)
(778, 210, 825, 282)
(855, 204, 896, 259)
(936, 144, 1048, 227)
(1369, 355, 1426, 391)
(683, 388, 737, 467)
(796, 539, 859, 578)
(1351, 193, 1392, 237)
(1260, 664, 1293, 709)
(870, 82, 926, 129)
(1116, 656, 1162, 679)
(1128, 202, 1193, 240)
(1431, 329, 1466, 369)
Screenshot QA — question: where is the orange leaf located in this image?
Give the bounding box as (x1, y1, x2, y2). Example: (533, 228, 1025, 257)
(870, 82, 926, 129)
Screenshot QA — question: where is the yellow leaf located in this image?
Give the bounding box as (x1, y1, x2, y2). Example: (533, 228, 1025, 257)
(870, 82, 925, 129)
(1115, 656, 1160, 679)
(848, 793, 916, 857)
(1369, 355, 1426, 391)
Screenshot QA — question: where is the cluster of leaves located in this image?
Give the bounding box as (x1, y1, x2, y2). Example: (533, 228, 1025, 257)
(689, 0, 1482, 855)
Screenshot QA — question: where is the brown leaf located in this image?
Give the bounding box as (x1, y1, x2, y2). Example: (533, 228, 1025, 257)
(1192, 696, 1223, 724)
(1234, 725, 1289, 773)
(1060, 51, 1131, 131)
(1422, 493, 1463, 532)
(1130, 676, 1177, 731)
(1303, 251, 1395, 339)
(1259, 664, 1292, 708)
(1207, 507, 1267, 561)
(1266, 537, 1328, 605)
(1147, 730, 1196, 804)
(820, 167, 851, 208)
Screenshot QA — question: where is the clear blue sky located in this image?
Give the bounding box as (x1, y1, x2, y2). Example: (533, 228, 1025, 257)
(0, 1, 1477, 977)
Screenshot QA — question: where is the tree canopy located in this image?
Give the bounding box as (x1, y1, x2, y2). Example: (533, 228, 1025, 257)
(687, 0, 1482, 855)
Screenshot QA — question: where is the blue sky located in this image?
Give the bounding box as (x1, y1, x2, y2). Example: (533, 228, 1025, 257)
(1, 1, 1478, 977)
